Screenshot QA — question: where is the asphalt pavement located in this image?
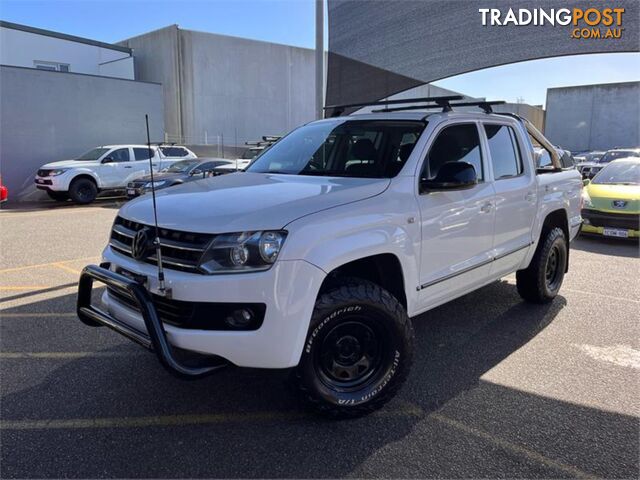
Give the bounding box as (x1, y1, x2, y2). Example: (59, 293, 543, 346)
(1, 201, 638, 478)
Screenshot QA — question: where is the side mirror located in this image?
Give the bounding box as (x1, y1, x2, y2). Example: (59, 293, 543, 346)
(190, 169, 202, 176)
(420, 162, 477, 192)
(102, 157, 114, 164)
(583, 178, 591, 186)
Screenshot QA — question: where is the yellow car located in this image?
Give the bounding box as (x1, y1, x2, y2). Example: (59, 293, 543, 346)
(581, 158, 640, 239)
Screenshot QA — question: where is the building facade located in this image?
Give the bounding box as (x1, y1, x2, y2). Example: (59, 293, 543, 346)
(118, 25, 316, 152)
(0, 21, 134, 79)
(545, 82, 640, 152)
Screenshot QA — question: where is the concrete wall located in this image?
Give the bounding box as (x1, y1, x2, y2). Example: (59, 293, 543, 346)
(119, 26, 316, 147)
(0, 66, 163, 200)
(545, 82, 640, 152)
(0, 25, 134, 79)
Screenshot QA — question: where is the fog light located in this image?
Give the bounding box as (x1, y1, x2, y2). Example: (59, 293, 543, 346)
(225, 308, 254, 328)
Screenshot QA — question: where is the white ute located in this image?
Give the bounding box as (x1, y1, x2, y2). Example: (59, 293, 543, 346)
(35, 144, 196, 204)
(77, 98, 582, 417)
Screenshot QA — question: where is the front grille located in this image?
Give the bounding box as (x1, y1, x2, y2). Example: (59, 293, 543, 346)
(582, 209, 640, 231)
(106, 287, 265, 330)
(37, 169, 51, 177)
(109, 216, 212, 273)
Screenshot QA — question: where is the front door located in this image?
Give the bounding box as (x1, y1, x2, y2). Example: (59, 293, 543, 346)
(417, 122, 496, 311)
(100, 147, 132, 188)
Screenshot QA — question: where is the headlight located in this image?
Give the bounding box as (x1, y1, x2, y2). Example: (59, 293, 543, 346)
(198, 231, 287, 274)
(49, 168, 68, 176)
(144, 180, 167, 188)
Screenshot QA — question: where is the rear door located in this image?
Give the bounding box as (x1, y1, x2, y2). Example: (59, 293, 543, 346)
(416, 122, 496, 310)
(481, 122, 537, 277)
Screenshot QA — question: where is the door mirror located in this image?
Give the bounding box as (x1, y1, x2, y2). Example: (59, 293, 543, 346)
(583, 178, 591, 186)
(190, 169, 202, 176)
(420, 162, 477, 192)
(102, 157, 114, 164)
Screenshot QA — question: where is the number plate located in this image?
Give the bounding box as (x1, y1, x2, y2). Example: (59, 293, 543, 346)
(127, 189, 136, 195)
(36, 179, 45, 184)
(603, 228, 629, 238)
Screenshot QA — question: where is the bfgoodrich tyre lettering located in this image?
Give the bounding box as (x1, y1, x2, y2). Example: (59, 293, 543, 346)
(294, 278, 414, 418)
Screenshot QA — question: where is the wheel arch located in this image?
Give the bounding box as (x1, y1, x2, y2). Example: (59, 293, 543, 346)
(70, 173, 100, 190)
(539, 208, 570, 272)
(318, 253, 408, 310)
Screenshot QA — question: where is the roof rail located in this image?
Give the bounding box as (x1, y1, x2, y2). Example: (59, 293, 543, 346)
(323, 95, 464, 117)
(373, 100, 506, 114)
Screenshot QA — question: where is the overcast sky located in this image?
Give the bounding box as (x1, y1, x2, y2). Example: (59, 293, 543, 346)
(2, 0, 638, 106)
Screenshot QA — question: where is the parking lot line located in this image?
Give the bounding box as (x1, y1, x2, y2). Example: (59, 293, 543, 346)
(0, 257, 97, 275)
(52, 262, 82, 275)
(563, 288, 639, 304)
(0, 312, 76, 318)
(0, 407, 596, 478)
(430, 413, 598, 480)
(0, 286, 56, 291)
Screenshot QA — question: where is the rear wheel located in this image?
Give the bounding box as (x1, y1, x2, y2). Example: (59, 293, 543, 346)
(69, 178, 97, 204)
(516, 227, 567, 303)
(294, 278, 414, 418)
(46, 191, 69, 202)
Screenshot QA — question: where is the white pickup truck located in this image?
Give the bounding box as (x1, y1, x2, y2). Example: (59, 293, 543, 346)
(35, 144, 196, 204)
(77, 100, 582, 418)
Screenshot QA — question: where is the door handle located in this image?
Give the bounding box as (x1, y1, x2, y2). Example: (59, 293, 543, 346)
(525, 191, 536, 202)
(124, 166, 132, 169)
(480, 201, 493, 213)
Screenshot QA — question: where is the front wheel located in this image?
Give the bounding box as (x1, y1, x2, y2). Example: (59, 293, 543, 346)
(69, 178, 98, 204)
(294, 279, 414, 418)
(516, 227, 567, 303)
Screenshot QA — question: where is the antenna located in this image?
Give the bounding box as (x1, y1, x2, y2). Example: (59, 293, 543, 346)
(145, 114, 170, 298)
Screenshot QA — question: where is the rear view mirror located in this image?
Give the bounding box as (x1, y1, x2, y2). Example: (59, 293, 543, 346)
(420, 162, 477, 192)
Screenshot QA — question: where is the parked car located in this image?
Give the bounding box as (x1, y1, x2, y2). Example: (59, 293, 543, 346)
(34, 144, 197, 204)
(0, 176, 7, 204)
(574, 150, 605, 166)
(581, 158, 640, 239)
(126, 158, 236, 198)
(578, 148, 640, 179)
(77, 100, 582, 418)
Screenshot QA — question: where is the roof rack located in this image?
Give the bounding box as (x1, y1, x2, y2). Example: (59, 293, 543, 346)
(323, 95, 464, 117)
(372, 100, 506, 114)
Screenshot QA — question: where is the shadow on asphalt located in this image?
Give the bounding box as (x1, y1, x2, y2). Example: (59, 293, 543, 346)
(1, 280, 638, 478)
(572, 235, 639, 258)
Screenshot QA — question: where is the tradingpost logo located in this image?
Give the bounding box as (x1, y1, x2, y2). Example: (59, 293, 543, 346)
(479, 7, 625, 39)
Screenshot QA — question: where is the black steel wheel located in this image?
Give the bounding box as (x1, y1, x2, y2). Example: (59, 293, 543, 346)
(69, 177, 98, 204)
(294, 278, 414, 418)
(517, 227, 567, 304)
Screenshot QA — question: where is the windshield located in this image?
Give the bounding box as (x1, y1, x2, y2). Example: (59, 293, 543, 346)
(241, 148, 262, 160)
(593, 162, 640, 185)
(75, 148, 109, 161)
(600, 150, 639, 163)
(246, 120, 425, 178)
(161, 160, 199, 173)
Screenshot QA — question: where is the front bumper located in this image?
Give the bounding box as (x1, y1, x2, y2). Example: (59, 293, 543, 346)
(34, 173, 70, 191)
(581, 209, 640, 238)
(82, 247, 326, 369)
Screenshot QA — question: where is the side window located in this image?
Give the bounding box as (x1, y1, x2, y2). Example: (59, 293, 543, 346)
(485, 124, 523, 179)
(108, 148, 130, 163)
(422, 124, 483, 181)
(133, 148, 154, 160)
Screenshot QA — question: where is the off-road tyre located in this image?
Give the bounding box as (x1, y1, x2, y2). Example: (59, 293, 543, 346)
(294, 278, 414, 418)
(516, 227, 567, 304)
(46, 191, 69, 202)
(69, 178, 98, 204)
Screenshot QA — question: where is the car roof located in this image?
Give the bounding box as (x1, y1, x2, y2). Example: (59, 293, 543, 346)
(610, 157, 640, 163)
(99, 144, 190, 149)
(606, 147, 640, 153)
